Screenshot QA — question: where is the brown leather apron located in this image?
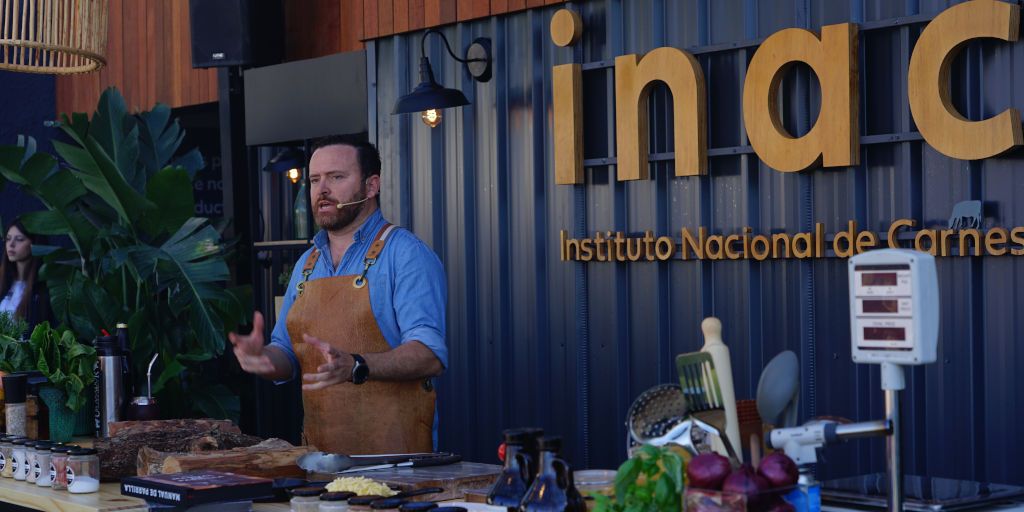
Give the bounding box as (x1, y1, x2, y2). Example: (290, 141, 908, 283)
(286, 224, 435, 455)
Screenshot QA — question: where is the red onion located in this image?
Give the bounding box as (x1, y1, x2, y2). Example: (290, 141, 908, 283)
(686, 453, 732, 490)
(722, 463, 771, 508)
(757, 452, 799, 489)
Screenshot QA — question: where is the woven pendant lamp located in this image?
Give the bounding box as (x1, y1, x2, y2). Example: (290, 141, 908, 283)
(0, 0, 107, 74)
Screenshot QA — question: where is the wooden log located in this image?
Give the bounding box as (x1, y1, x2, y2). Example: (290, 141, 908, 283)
(138, 439, 317, 479)
(107, 418, 239, 436)
(95, 421, 263, 480)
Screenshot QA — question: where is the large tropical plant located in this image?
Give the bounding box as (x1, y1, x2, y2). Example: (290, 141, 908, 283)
(0, 88, 250, 420)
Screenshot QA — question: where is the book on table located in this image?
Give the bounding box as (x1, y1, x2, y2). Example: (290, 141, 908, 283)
(120, 470, 273, 506)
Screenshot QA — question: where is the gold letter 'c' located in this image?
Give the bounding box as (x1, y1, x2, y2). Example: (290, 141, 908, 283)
(908, 0, 1022, 160)
(743, 23, 859, 173)
(614, 47, 707, 181)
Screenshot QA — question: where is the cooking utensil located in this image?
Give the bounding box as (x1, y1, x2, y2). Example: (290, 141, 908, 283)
(697, 317, 741, 459)
(756, 350, 800, 427)
(338, 453, 462, 473)
(676, 350, 741, 465)
(296, 451, 438, 473)
(625, 383, 690, 453)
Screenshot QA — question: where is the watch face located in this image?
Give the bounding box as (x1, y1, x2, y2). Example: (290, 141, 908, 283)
(352, 354, 369, 384)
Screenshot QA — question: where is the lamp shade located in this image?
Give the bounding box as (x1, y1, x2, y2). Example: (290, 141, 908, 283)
(392, 57, 469, 114)
(263, 147, 306, 173)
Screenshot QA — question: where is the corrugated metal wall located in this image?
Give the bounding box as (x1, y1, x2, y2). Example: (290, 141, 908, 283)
(369, 0, 1024, 484)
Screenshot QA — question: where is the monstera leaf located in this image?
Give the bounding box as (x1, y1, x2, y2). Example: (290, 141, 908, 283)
(0, 88, 251, 421)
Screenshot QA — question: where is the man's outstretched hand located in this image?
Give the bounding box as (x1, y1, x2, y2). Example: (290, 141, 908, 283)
(228, 311, 278, 376)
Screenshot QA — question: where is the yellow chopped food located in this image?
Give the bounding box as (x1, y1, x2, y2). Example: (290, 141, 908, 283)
(325, 476, 398, 496)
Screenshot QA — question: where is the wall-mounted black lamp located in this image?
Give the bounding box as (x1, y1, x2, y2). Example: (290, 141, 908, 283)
(392, 29, 492, 128)
(263, 147, 307, 183)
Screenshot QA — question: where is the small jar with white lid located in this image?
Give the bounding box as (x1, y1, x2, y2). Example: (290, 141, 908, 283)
(66, 448, 100, 493)
(319, 491, 355, 511)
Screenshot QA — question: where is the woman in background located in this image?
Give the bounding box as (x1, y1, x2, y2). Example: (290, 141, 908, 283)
(0, 218, 51, 336)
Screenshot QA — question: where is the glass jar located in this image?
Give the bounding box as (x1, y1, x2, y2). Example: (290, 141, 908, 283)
(50, 444, 77, 491)
(33, 441, 56, 486)
(23, 441, 39, 483)
(319, 491, 355, 512)
(291, 486, 325, 512)
(369, 498, 407, 511)
(347, 495, 384, 512)
(0, 436, 13, 477)
(3, 374, 27, 437)
(66, 448, 100, 493)
(12, 439, 31, 481)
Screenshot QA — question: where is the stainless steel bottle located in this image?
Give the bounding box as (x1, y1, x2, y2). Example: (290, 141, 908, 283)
(93, 337, 122, 437)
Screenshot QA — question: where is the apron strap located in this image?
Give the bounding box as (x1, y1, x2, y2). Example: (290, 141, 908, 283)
(298, 224, 398, 295)
(354, 223, 396, 289)
(296, 248, 321, 296)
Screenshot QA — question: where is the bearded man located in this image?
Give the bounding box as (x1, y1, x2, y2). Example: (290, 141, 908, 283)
(229, 134, 447, 454)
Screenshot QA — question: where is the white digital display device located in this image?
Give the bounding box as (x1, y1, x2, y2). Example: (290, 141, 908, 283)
(848, 249, 938, 365)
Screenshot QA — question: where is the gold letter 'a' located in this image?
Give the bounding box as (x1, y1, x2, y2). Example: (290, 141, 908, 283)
(743, 23, 859, 173)
(908, 0, 1022, 160)
(614, 47, 707, 181)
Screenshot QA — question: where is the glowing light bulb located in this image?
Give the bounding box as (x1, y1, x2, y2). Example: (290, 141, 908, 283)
(422, 109, 442, 128)
(288, 168, 300, 183)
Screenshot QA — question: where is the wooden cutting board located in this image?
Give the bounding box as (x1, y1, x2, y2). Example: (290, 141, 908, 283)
(311, 462, 502, 502)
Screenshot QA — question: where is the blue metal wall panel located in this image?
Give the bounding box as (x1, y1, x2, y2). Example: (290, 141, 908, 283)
(369, 0, 1024, 485)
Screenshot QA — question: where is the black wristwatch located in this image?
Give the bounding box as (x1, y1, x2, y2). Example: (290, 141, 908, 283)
(350, 354, 369, 385)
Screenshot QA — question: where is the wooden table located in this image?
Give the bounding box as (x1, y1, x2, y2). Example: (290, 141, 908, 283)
(0, 478, 290, 511)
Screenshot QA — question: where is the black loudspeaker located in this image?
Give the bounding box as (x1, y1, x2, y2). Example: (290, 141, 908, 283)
(189, 0, 283, 68)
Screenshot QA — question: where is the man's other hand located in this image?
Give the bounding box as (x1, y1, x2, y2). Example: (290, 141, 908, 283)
(301, 334, 355, 390)
(228, 312, 277, 376)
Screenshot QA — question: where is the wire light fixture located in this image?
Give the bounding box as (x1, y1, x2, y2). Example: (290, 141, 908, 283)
(0, 0, 108, 74)
(392, 28, 491, 128)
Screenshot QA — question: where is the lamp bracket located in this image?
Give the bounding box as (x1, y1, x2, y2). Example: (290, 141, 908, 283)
(420, 29, 492, 83)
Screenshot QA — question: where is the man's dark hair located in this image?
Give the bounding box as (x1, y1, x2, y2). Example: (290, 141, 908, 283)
(310, 134, 381, 180)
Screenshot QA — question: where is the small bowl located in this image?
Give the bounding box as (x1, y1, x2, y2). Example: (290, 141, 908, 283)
(574, 469, 616, 497)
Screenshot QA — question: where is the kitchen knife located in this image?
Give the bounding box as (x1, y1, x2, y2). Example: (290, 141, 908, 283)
(338, 453, 462, 473)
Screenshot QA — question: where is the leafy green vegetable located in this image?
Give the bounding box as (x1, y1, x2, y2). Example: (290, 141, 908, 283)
(0, 311, 29, 340)
(27, 322, 97, 412)
(592, 445, 687, 512)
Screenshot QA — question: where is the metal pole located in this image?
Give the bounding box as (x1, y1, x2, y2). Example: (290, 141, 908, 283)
(886, 388, 903, 512)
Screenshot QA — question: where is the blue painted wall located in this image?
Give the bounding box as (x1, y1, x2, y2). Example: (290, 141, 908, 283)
(0, 70, 57, 229)
(369, 0, 1024, 485)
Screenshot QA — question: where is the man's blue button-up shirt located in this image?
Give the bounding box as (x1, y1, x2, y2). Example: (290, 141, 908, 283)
(269, 208, 448, 383)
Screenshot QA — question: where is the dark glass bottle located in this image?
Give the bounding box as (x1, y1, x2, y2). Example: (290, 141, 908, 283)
(519, 436, 586, 512)
(487, 429, 538, 512)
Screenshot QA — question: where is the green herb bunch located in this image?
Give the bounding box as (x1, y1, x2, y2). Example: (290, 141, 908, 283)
(28, 322, 97, 412)
(592, 445, 687, 512)
(0, 310, 29, 340)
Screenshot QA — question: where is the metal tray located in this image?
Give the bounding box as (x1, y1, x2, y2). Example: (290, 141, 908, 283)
(821, 474, 1024, 512)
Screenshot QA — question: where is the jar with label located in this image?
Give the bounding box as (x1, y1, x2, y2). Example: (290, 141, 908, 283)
(50, 444, 77, 491)
(347, 495, 384, 512)
(319, 491, 355, 512)
(291, 486, 325, 512)
(370, 498, 408, 511)
(35, 442, 58, 486)
(11, 438, 29, 480)
(0, 436, 13, 477)
(25, 441, 53, 483)
(66, 448, 100, 493)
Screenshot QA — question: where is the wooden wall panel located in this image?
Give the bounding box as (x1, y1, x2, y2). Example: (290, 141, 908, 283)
(53, 0, 567, 115)
(55, 2, 217, 117)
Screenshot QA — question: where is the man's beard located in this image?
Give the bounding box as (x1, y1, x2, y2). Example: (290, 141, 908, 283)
(314, 186, 367, 231)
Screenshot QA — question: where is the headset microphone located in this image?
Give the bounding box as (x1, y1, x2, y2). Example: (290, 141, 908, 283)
(335, 196, 370, 209)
